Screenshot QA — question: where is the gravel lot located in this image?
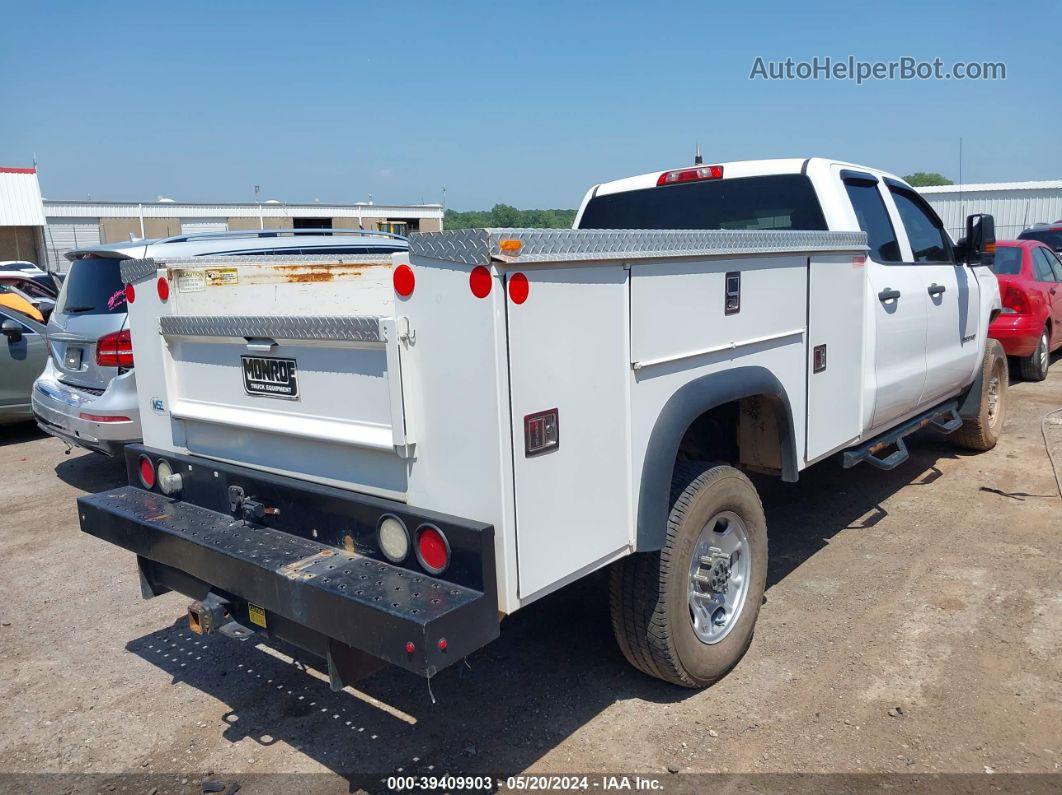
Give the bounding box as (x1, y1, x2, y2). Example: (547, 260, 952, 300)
(1, 362, 1060, 792)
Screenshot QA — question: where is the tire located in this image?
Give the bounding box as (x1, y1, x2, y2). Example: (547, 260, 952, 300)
(1018, 328, 1050, 382)
(609, 462, 768, 688)
(954, 338, 1008, 451)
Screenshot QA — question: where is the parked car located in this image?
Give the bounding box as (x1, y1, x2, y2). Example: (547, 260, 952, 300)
(0, 280, 55, 320)
(0, 305, 48, 424)
(0, 260, 61, 294)
(32, 229, 408, 455)
(1018, 222, 1062, 252)
(0, 283, 44, 322)
(988, 240, 1062, 380)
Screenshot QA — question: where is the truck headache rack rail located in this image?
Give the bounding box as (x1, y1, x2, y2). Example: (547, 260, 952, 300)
(408, 227, 868, 265)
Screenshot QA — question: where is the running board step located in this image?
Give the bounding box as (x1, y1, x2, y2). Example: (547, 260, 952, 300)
(842, 401, 960, 471)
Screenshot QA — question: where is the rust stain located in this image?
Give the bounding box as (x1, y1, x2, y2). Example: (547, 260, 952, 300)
(239, 262, 390, 286)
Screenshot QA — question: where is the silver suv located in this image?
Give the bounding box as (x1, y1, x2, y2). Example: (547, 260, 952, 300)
(32, 229, 407, 455)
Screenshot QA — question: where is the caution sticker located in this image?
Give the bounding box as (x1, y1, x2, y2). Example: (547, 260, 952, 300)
(247, 603, 268, 628)
(176, 270, 206, 292)
(206, 267, 239, 286)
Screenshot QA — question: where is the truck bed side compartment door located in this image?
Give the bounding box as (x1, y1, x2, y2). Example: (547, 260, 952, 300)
(505, 265, 631, 600)
(805, 254, 865, 460)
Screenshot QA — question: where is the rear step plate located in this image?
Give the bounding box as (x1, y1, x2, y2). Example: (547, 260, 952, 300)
(78, 486, 498, 676)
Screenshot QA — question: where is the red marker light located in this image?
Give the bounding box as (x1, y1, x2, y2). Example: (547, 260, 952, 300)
(393, 265, 415, 297)
(438, 638, 447, 651)
(405, 641, 415, 654)
(124, 283, 136, 304)
(138, 455, 156, 489)
(416, 525, 450, 574)
(157, 277, 170, 301)
(469, 266, 492, 298)
(508, 272, 529, 305)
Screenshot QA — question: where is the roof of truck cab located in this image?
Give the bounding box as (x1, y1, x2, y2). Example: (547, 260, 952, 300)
(588, 157, 907, 198)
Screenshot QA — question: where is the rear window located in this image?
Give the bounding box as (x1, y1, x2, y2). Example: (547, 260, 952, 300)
(1018, 229, 1062, 250)
(55, 256, 126, 316)
(577, 174, 827, 231)
(989, 247, 1023, 275)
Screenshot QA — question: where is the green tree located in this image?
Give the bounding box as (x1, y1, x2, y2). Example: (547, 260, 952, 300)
(443, 206, 577, 230)
(903, 172, 954, 187)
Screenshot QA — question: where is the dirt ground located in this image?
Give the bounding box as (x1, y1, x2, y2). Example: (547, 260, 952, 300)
(1, 361, 1060, 793)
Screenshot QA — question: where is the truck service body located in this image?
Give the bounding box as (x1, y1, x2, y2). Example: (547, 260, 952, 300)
(79, 158, 1007, 688)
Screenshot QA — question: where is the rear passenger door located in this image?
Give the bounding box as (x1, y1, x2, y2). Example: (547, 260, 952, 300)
(1033, 247, 1062, 344)
(837, 168, 927, 431)
(885, 181, 980, 405)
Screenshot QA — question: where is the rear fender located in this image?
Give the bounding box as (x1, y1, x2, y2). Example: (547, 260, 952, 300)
(635, 366, 797, 551)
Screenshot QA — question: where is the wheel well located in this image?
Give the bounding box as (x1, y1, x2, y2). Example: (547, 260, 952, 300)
(678, 394, 787, 477)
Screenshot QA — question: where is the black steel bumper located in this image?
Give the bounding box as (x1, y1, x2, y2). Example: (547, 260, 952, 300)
(78, 446, 499, 681)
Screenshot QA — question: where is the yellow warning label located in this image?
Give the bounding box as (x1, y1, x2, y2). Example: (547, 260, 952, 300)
(248, 603, 267, 628)
(206, 267, 239, 286)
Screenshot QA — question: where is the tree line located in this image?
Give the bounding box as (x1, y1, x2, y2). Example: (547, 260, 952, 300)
(444, 204, 577, 230)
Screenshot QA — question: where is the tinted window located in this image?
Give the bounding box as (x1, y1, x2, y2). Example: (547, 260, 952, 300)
(55, 257, 126, 316)
(889, 188, 954, 263)
(578, 175, 827, 231)
(843, 181, 901, 262)
(989, 247, 1023, 275)
(1046, 248, 1062, 280)
(0, 277, 52, 299)
(1033, 248, 1058, 281)
(1018, 229, 1062, 250)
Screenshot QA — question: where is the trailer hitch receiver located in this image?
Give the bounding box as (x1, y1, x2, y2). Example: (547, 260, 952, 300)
(187, 593, 230, 635)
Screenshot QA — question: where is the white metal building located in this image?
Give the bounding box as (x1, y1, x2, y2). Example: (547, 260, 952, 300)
(42, 199, 445, 272)
(0, 167, 46, 264)
(919, 180, 1062, 242)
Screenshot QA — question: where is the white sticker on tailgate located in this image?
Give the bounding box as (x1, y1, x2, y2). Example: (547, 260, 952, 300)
(176, 270, 206, 292)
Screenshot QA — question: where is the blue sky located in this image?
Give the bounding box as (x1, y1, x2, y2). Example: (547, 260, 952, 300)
(2, 0, 1059, 209)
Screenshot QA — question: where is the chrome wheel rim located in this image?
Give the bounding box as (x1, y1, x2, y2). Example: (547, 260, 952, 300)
(1040, 332, 1050, 374)
(688, 511, 751, 644)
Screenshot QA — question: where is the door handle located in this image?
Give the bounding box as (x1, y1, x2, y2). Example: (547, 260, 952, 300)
(878, 288, 901, 302)
(928, 283, 946, 296)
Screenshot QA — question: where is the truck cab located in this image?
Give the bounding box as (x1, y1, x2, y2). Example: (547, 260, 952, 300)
(575, 157, 1001, 446)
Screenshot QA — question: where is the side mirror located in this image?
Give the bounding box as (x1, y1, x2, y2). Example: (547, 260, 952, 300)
(964, 213, 996, 267)
(1, 319, 23, 343)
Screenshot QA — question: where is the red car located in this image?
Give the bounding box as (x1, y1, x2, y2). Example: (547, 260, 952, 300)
(988, 240, 1062, 381)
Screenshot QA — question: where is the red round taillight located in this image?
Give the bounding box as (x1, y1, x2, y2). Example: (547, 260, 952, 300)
(416, 524, 450, 575)
(124, 283, 136, 304)
(157, 277, 170, 301)
(508, 272, 529, 304)
(393, 264, 415, 297)
(469, 266, 492, 298)
(138, 455, 156, 489)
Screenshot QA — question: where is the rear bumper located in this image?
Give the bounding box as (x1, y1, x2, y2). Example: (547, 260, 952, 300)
(989, 315, 1043, 358)
(78, 445, 499, 680)
(31, 360, 141, 455)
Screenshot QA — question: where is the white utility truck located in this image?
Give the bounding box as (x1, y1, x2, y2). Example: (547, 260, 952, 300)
(79, 158, 1007, 688)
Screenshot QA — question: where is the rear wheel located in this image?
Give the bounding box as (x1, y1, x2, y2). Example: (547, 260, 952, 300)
(1019, 328, 1050, 382)
(955, 338, 1008, 451)
(609, 462, 768, 687)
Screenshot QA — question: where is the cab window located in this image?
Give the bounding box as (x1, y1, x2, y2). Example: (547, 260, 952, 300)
(843, 180, 901, 262)
(888, 187, 955, 263)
